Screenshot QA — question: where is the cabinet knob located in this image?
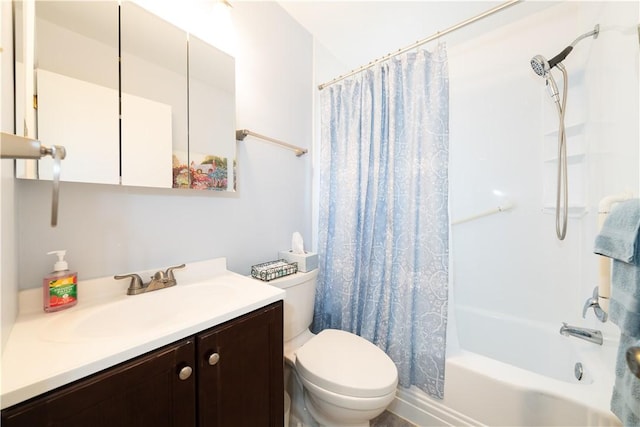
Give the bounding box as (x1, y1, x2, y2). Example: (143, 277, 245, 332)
(178, 365, 193, 380)
(208, 352, 220, 366)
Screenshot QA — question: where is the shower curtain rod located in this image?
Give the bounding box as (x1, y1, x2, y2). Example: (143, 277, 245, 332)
(318, 0, 521, 90)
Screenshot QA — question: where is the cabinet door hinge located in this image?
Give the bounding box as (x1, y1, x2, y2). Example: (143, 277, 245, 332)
(33, 95, 38, 110)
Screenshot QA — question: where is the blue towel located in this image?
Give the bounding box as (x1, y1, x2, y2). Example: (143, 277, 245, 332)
(609, 259, 640, 338)
(611, 335, 640, 427)
(593, 199, 640, 425)
(594, 199, 640, 263)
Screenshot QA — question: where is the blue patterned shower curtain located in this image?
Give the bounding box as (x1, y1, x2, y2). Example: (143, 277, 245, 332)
(313, 44, 449, 399)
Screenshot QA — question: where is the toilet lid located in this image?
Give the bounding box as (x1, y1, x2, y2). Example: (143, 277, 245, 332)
(295, 329, 398, 398)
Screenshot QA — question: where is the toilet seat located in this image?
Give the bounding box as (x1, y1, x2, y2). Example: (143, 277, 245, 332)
(294, 329, 398, 398)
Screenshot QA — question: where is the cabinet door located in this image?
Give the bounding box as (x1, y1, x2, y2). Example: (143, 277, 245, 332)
(31, 1, 120, 185)
(198, 301, 284, 427)
(1, 339, 196, 427)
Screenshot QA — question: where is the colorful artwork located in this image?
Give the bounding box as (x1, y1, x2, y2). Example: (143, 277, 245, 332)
(172, 153, 190, 189)
(172, 153, 228, 191)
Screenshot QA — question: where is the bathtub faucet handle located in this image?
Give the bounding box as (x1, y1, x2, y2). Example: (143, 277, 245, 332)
(582, 286, 608, 322)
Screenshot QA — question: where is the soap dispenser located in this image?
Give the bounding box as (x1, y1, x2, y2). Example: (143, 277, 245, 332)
(43, 250, 78, 312)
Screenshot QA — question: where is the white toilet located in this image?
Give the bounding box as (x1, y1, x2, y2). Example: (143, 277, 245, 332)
(267, 269, 398, 427)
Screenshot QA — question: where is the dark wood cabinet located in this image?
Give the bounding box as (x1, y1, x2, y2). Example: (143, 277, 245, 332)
(1, 338, 196, 427)
(1, 301, 283, 427)
(198, 301, 284, 426)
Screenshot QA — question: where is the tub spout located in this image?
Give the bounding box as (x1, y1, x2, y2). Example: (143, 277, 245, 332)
(559, 322, 603, 345)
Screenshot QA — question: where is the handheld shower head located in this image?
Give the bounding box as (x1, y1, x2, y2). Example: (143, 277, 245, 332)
(530, 55, 560, 102)
(530, 55, 550, 77)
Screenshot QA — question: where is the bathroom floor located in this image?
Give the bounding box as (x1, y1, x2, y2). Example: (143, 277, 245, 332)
(371, 411, 416, 427)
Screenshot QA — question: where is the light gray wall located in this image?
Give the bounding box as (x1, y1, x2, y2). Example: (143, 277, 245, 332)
(15, 1, 313, 290)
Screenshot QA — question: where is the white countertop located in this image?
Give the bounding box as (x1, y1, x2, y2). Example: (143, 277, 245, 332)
(0, 258, 285, 410)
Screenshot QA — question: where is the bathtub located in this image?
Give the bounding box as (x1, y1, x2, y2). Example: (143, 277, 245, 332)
(390, 305, 622, 426)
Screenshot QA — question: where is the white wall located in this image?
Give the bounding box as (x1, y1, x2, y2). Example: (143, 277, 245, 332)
(11, 1, 313, 290)
(448, 0, 638, 339)
(311, 39, 347, 251)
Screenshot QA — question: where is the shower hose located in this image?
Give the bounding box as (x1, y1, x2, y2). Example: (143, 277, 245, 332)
(554, 63, 569, 241)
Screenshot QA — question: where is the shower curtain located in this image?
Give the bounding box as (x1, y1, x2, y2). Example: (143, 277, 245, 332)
(313, 44, 450, 399)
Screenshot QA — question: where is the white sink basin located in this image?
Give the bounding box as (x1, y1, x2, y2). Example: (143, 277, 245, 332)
(41, 281, 237, 342)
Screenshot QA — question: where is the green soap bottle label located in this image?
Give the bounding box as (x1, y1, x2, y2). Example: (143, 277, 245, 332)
(49, 276, 77, 308)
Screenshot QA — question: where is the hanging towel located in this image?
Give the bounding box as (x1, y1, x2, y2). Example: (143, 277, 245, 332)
(594, 199, 640, 263)
(594, 198, 640, 425)
(611, 335, 640, 427)
(595, 199, 640, 336)
(608, 258, 640, 338)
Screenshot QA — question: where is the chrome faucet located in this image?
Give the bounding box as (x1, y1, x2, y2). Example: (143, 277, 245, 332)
(559, 322, 603, 345)
(115, 264, 185, 295)
(583, 286, 608, 322)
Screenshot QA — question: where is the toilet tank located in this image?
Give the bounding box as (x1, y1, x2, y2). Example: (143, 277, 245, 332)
(265, 269, 318, 342)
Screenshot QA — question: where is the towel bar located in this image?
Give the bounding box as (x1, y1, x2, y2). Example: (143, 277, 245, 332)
(236, 129, 308, 157)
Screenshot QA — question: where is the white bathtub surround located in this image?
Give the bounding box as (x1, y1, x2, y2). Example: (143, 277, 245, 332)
(1, 258, 284, 410)
(315, 43, 450, 399)
(442, 1, 637, 424)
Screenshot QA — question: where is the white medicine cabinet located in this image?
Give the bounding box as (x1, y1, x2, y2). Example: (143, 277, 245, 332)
(14, 1, 236, 192)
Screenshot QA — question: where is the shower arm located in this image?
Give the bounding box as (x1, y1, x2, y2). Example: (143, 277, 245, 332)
(1, 132, 66, 227)
(570, 25, 600, 48)
(544, 25, 600, 73)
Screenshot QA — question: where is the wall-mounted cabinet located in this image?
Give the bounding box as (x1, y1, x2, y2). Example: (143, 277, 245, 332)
(26, 1, 120, 185)
(186, 36, 236, 191)
(15, 0, 236, 192)
(120, 1, 186, 189)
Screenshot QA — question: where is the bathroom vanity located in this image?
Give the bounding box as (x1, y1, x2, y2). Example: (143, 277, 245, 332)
(1, 258, 285, 426)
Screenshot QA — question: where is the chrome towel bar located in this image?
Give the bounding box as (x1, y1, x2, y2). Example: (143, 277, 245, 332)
(236, 129, 308, 157)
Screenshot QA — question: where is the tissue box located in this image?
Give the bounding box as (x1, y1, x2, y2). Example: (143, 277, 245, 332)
(278, 250, 318, 273)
